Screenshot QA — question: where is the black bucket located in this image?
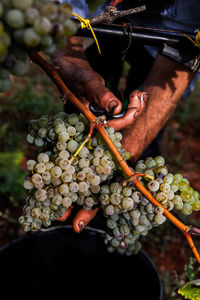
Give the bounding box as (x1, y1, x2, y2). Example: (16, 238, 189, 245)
(0, 226, 163, 298)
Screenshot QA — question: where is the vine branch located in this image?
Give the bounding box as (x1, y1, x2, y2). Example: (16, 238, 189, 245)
(75, 5, 146, 28)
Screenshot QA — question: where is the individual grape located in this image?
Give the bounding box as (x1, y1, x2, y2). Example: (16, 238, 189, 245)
(154, 214, 166, 225)
(27, 159, 36, 171)
(154, 156, 165, 166)
(148, 180, 159, 192)
(58, 132, 69, 142)
(132, 191, 142, 203)
(193, 200, 200, 211)
(42, 171, 51, 182)
(154, 165, 168, 176)
(12, 0, 33, 11)
(37, 153, 49, 163)
(23, 179, 34, 190)
(25, 7, 39, 24)
(51, 177, 61, 187)
(59, 150, 70, 159)
(104, 205, 115, 216)
(160, 183, 171, 194)
(35, 162, 46, 174)
(40, 2, 58, 20)
(0, 78, 11, 92)
(52, 194, 62, 206)
(173, 174, 183, 182)
(62, 197, 72, 208)
(35, 189, 47, 202)
(144, 157, 156, 168)
(163, 173, 174, 184)
(179, 180, 189, 192)
(121, 197, 134, 210)
(57, 158, 69, 170)
(79, 158, 90, 169)
(181, 203, 193, 215)
(78, 147, 89, 158)
(67, 113, 79, 125)
(69, 182, 79, 193)
(6, 9, 25, 29)
(58, 184, 69, 196)
(50, 166, 62, 178)
(34, 16, 52, 35)
(23, 27, 40, 47)
(75, 122, 85, 132)
(155, 192, 168, 204)
(122, 187, 132, 197)
(79, 182, 88, 193)
(67, 140, 78, 153)
(59, 3, 72, 17)
(84, 197, 94, 208)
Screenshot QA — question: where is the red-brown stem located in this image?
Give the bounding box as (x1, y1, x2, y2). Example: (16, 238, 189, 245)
(110, 0, 124, 7)
(27, 49, 200, 263)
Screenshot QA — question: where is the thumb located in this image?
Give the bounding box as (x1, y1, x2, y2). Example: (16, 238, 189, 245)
(94, 87, 122, 115)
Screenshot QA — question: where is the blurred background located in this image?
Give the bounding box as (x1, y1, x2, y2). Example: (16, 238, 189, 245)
(0, 51, 200, 298)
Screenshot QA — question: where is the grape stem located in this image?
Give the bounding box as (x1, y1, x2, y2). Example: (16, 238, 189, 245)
(26, 48, 200, 264)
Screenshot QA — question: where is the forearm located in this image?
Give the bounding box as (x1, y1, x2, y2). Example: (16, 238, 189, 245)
(121, 53, 195, 163)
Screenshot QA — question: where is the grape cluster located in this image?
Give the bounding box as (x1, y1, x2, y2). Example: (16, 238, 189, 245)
(19, 112, 129, 231)
(0, 0, 77, 92)
(19, 111, 200, 256)
(102, 157, 200, 255)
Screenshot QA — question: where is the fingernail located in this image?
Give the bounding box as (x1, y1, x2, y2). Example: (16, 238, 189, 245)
(108, 100, 118, 114)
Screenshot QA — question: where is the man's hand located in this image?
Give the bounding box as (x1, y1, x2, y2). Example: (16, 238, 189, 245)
(52, 36, 122, 115)
(107, 90, 148, 131)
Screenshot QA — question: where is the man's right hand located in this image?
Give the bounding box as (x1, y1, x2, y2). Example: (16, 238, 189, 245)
(52, 36, 122, 115)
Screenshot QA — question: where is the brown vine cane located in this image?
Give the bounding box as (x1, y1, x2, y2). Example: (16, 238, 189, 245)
(27, 48, 200, 263)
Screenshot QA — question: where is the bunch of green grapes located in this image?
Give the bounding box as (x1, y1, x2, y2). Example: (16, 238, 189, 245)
(102, 156, 200, 255)
(19, 111, 200, 256)
(0, 0, 77, 92)
(19, 112, 129, 231)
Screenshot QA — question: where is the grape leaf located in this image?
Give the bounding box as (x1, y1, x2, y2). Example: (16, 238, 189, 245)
(178, 282, 200, 300)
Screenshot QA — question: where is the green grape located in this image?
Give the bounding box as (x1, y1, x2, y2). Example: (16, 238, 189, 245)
(62, 197, 72, 208)
(34, 17, 52, 35)
(179, 180, 189, 192)
(170, 183, 179, 193)
(59, 3, 72, 18)
(6, 9, 25, 29)
(160, 183, 171, 193)
(155, 192, 168, 204)
(148, 180, 159, 192)
(0, 68, 9, 79)
(173, 173, 183, 182)
(154, 155, 165, 166)
(181, 203, 193, 215)
(11, 60, 26, 76)
(67, 140, 78, 152)
(121, 197, 134, 210)
(180, 191, 193, 203)
(40, 3, 58, 20)
(144, 157, 156, 168)
(154, 165, 168, 176)
(25, 7, 39, 24)
(12, 0, 33, 11)
(193, 200, 200, 211)
(154, 214, 166, 225)
(0, 78, 11, 92)
(23, 28, 41, 47)
(23, 179, 34, 190)
(163, 173, 174, 184)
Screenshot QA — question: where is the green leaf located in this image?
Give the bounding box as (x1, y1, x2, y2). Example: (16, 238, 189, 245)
(178, 282, 200, 300)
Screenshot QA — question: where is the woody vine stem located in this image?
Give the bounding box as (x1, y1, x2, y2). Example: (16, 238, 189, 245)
(26, 47, 200, 264)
